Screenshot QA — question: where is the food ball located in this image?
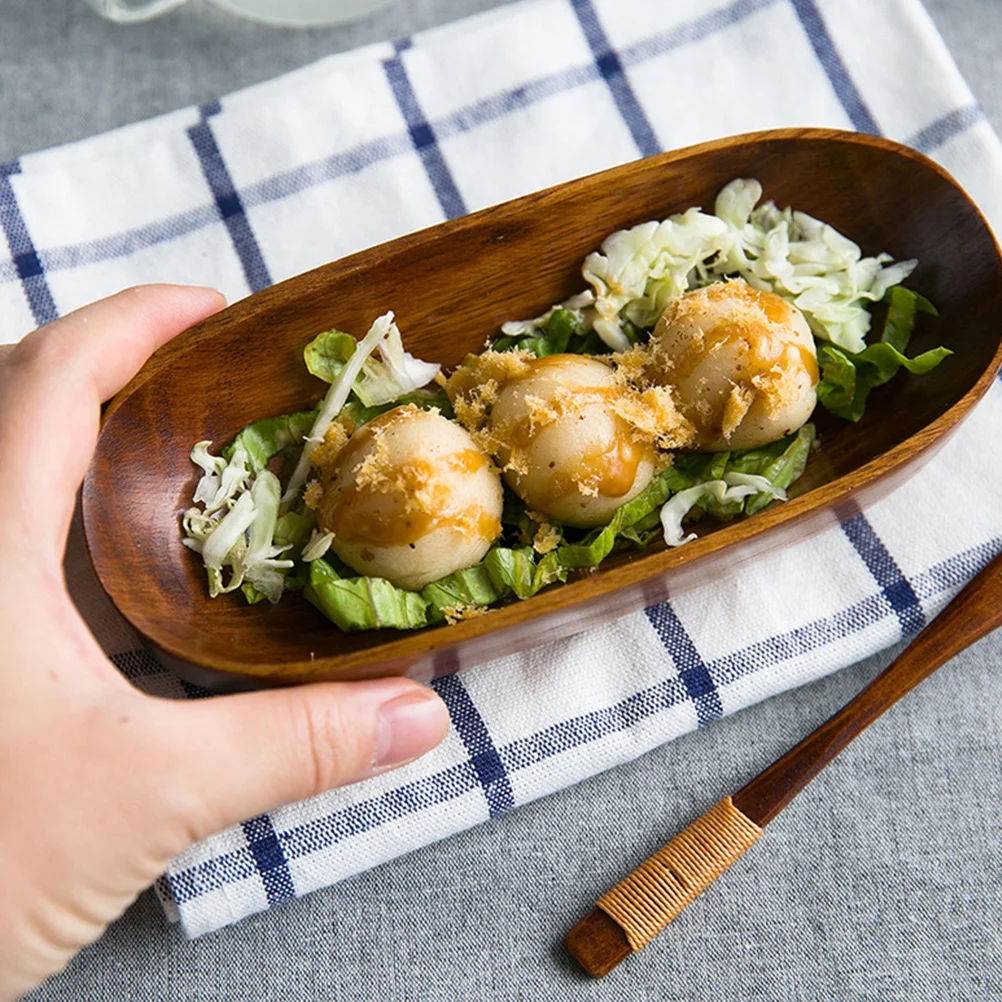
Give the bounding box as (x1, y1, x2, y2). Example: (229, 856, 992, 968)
(488, 354, 657, 528)
(317, 406, 503, 591)
(652, 281, 818, 451)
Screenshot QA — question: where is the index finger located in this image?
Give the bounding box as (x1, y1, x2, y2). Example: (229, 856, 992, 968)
(0, 285, 226, 565)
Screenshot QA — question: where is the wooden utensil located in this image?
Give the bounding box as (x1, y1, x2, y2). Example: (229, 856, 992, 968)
(82, 128, 1002, 688)
(565, 547, 1002, 977)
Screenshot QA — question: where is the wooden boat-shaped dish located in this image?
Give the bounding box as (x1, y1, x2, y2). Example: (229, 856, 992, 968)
(82, 128, 1002, 688)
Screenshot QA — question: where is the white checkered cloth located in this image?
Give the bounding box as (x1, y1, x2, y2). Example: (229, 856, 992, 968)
(4, 0, 1000, 939)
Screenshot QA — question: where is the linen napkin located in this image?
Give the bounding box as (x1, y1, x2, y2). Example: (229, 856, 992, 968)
(5, 0, 1000, 939)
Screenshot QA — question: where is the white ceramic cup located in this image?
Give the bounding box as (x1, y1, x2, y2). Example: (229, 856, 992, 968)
(84, 0, 396, 27)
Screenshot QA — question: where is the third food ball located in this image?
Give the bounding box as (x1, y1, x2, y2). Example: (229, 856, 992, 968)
(652, 280, 818, 451)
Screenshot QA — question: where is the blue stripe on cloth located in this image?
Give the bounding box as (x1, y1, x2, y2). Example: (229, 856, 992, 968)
(164, 847, 261, 905)
(789, 0, 880, 134)
(905, 104, 985, 153)
(165, 760, 479, 904)
(241, 814, 295, 906)
(280, 760, 479, 858)
(429, 64, 601, 141)
(618, 0, 780, 67)
(431, 674, 514, 817)
(186, 102, 273, 293)
(842, 511, 926, 637)
(238, 133, 415, 206)
(0, 160, 58, 326)
(0, 0, 982, 289)
(383, 53, 467, 220)
(711, 592, 889, 689)
(911, 535, 1002, 601)
(644, 602, 723, 726)
(161, 538, 1000, 908)
(569, 0, 660, 158)
(501, 675, 691, 772)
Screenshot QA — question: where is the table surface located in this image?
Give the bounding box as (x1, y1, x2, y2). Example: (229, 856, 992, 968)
(12, 1, 1002, 999)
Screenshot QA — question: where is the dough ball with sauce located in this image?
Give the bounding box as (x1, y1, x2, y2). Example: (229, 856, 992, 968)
(652, 281, 818, 451)
(488, 354, 657, 528)
(317, 406, 503, 591)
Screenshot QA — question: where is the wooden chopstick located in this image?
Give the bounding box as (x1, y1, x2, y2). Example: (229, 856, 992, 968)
(565, 546, 1002, 977)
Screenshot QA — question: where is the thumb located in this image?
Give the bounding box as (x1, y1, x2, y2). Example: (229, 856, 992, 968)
(155, 677, 450, 840)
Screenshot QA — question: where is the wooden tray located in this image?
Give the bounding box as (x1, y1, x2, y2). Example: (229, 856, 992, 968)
(81, 128, 1002, 687)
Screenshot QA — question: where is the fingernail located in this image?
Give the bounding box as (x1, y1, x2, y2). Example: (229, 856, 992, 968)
(374, 689, 449, 771)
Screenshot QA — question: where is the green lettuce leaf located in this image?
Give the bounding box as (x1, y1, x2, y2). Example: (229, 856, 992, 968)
(422, 563, 507, 623)
(241, 582, 267, 605)
(304, 543, 567, 631)
(618, 520, 664, 548)
(499, 489, 555, 548)
(881, 284, 937, 353)
(670, 452, 746, 519)
(815, 342, 858, 414)
(514, 307, 578, 357)
(339, 387, 455, 426)
(271, 510, 316, 591)
(484, 546, 566, 599)
(222, 409, 318, 473)
(817, 286, 950, 422)
(274, 511, 315, 550)
(302, 316, 440, 407)
(304, 558, 429, 631)
(556, 469, 687, 568)
(817, 341, 951, 422)
(303, 329, 356, 384)
(494, 308, 612, 358)
(726, 425, 816, 514)
(621, 426, 816, 545)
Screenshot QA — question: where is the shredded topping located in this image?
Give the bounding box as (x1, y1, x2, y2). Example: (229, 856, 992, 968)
(441, 603, 490, 625)
(303, 480, 324, 510)
(532, 523, 562, 554)
(311, 419, 351, 474)
(444, 349, 534, 430)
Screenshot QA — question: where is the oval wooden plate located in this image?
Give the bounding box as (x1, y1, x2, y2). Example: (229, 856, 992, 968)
(82, 128, 1002, 687)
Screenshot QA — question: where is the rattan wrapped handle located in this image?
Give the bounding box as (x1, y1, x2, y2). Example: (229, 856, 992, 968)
(564, 797, 762, 976)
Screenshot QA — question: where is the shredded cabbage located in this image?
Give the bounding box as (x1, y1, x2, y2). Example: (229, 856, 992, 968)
(352, 312, 441, 407)
(283, 313, 399, 504)
(500, 290, 595, 339)
(302, 529, 334, 563)
(583, 208, 730, 350)
(660, 472, 787, 548)
(579, 178, 916, 354)
(303, 314, 440, 408)
(182, 313, 443, 609)
(183, 448, 295, 602)
(707, 179, 917, 353)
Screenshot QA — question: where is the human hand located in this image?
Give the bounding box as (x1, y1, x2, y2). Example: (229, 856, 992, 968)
(0, 286, 450, 1000)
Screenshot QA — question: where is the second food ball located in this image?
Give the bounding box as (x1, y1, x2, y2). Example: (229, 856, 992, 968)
(489, 354, 657, 528)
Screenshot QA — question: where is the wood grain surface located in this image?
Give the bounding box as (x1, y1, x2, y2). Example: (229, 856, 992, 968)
(80, 128, 1002, 686)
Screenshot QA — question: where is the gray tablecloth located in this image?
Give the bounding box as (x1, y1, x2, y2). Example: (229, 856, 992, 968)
(13, 1, 1002, 998)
